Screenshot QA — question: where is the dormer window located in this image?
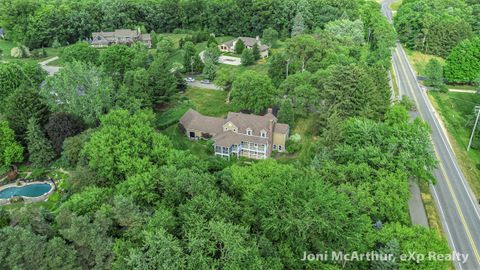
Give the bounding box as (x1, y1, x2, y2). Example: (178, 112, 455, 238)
(261, 130, 267, 138)
(246, 128, 252, 136)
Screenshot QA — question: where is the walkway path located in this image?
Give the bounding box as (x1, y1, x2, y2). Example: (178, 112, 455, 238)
(408, 181, 430, 227)
(39, 56, 60, 76)
(449, 89, 477, 94)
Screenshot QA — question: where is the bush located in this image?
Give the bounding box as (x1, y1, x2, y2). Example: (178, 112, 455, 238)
(61, 130, 92, 168)
(286, 133, 302, 153)
(10, 46, 30, 58)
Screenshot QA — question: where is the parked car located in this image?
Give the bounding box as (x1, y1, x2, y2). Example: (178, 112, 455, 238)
(200, 79, 210, 84)
(185, 77, 195, 82)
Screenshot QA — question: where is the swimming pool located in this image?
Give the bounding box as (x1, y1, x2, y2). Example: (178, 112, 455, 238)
(0, 183, 52, 199)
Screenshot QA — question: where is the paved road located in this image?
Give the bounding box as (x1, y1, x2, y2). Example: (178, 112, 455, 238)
(39, 56, 60, 76)
(382, 1, 480, 269)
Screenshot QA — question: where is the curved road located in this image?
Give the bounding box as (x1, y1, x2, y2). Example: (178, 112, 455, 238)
(382, 1, 480, 269)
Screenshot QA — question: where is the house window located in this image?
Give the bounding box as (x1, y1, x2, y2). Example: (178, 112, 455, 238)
(278, 145, 282, 151)
(261, 131, 266, 138)
(233, 129, 237, 132)
(273, 144, 277, 150)
(246, 129, 252, 135)
(254, 143, 258, 147)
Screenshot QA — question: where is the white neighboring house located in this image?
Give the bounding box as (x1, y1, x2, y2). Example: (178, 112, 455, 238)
(218, 36, 269, 58)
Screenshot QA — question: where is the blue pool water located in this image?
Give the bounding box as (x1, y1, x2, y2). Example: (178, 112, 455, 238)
(0, 184, 52, 199)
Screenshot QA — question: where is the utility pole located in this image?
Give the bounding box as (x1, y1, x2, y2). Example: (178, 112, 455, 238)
(467, 105, 480, 151)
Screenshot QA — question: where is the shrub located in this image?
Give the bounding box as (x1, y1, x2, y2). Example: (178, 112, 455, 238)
(10, 46, 30, 58)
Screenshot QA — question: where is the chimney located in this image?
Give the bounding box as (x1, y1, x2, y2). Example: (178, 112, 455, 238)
(267, 108, 273, 114)
(256, 35, 260, 42)
(268, 119, 274, 156)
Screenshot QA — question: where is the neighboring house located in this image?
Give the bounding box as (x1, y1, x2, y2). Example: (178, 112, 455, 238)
(0, 28, 4, 39)
(90, 29, 151, 48)
(179, 108, 289, 159)
(219, 36, 269, 58)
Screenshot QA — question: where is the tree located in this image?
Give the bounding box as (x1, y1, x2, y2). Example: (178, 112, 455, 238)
(125, 229, 186, 270)
(214, 68, 237, 91)
(278, 99, 294, 127)
(206, 35, 218, 47)
(123, 68, 153, 107)
(203, 45, 220, 64)
(325, 19, 365, 45)
(285, 35, 318, 72)
(82, 109, 171, 183)
(26, 117, 55, 167)
(234, 38, 245, 54)
(444, 37, 480, 84)
(268, 53, 289, 87)
(183, 41, 203, 73)
(241, 48, 255, 66)
(279, 71, 317, 116)
(291, 12, 306, 36)
(98, 45, 135, 81)
(262, 27, 279, 46)
(45, 112, 85, 156)
(230, 71, 277, 113)
(203, 58, 217, 80)
(0, 62, 46, 106)
(4, 86, 50, 140)
(40, 61, 114, 126)
(62, 42, 99, 64)
(0, 120, 23, 169)
(424, 58, 447, 92)
(156, 38, 175, 56)
(252, 43, 261, 60)
(147, 53, 177, 104)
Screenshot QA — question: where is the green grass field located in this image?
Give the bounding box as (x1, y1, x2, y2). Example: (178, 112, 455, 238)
(429, 91, 480, 195)
(184, 87, 232, 117)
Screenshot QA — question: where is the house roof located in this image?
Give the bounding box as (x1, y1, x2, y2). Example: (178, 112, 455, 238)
(180, 108, 224, 135)
(274, 123, 289, 135)
(220, 37, 269, 51)
(226, 111, 276, 136)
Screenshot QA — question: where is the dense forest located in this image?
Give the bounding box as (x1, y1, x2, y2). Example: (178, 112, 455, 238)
(395, 0, 480, 84)
(0, 0, 453, 269)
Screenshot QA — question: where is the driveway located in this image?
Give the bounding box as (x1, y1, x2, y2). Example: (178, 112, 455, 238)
(39, 56, 60, 76)
(199, 50, 241, 66)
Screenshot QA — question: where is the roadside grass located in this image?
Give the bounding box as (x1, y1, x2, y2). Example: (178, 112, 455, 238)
(184, 87, 232, 117)
(429, 91, 480, 196)
(405, 49, 445, 77)
(389, 0, 403, 11)
(419, 181, 444, 234)
(390, 65, 399, 99)
(448, 85, 477, 91)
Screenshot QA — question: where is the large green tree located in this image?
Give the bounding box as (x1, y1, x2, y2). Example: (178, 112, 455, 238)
(230, 71, 278, 113)
(40, 61, 114, 126)
(444, 37, 480, 84)
(0, 120, 23, 169)
(26, 117, 55, 167)
(82, 109, 171, 183)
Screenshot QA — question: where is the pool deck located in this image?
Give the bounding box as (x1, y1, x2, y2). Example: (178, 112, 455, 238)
(0, 180, 55, 206)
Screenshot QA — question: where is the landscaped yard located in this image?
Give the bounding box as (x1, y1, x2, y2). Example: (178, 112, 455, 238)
(183, 87, 232, 117)
(429, 91, 480, 195)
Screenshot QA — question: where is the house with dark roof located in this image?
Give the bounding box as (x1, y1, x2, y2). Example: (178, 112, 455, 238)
(219, 36, 269, 58)
(91, 29, 151, 48)
(179, 108, 289, 159)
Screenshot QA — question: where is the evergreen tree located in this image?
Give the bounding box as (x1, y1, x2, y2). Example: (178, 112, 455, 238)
(424, 59, 447, 92)
(262, 28, 279, 46)
(206, 35, 218, 47)
(0, 120, 23, 169)
(278, 99, 294, 127)
(26, 118, 55, 167)
(234, 39, 245, 54)
(203, 59, 217, 80)
(241, 49, 255, 66)
(183, 41, 202, 73)
(291, 13, 306, 36)
(252, 43, 261, 60)
(148, 53, 177, 103)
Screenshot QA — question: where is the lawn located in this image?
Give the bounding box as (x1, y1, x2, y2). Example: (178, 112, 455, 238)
(429, 91, 480, 196)
(405, 49, 445, 77)
(183, 87, 232, 117)
(389, 0, 403, 12)
(1, 39, 64, 64)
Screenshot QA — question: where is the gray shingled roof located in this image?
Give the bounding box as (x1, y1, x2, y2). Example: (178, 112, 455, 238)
(180, 108, 224, 135)
(226, 112, 276, 137)
(274, 123, 289, 135)
(220, 37, 269, 52)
